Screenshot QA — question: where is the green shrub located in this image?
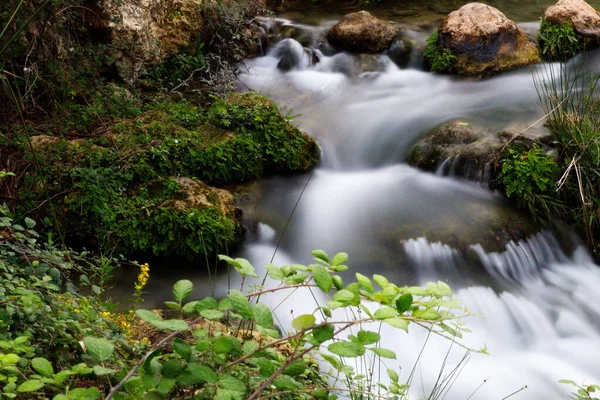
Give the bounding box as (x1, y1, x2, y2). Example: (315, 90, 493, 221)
(423, 30, 456, 73)
(538, 19, 580, 61)
(502, 144, 559, 216)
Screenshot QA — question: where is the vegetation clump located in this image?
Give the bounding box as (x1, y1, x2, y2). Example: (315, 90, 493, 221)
(423, 30, 456, 73)
(538, 20, 580, 61)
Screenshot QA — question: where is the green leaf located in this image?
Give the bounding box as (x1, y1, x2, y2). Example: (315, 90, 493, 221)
(154, 319, 189, 331)
(16, 380, 44, 392)
(395, 293, 413, 314)
(265, 264, 284, 280)
(387, 368, 399, 383)
(164, 301, 182, 310)
(92, 365, 116, 376)
(136, 309, 162, 324)
(357, 330, 380, 345)
(313, 324, 335, 343)
(332, 275, 344, 290)
(355, 273, 374, 293)
(374, 307, 398, 320)
(373, 274, 389, 288)
(65, 387, 100, 400)
(187, 364, 217, 384)
(312, 264, 332, 293)
(252, 303, 273, 327)
(217, 376, 246, 400)
(162, 359, 183, 379)
(255, 358, 276, 378)
(228, 290, 253, 319)
(331, 252, 348, 267)
(172, 338, 192, 360)
(370, 348, 397, 359)
(235, 258, 258, 278)
(31, 358, 53, 378)
(327, 341, 365, 358)
(195, 297, 218, 311)
(285, 273, 309, 285)
(413, 309, 441, 321)
(384, 318, 409, 332)
(173, 280, 193, 303)
(24, 218, 35, 229)
(405, 286, 427, 296)
(200, 309, 224, 320)
(284, 359, 307, 376)
(292, 314, 316, 331)
(83, 337, 114, 362)
(182, 301, 199, 313)
(312, 250, 329, 263)
(273, 375, 302, 390)
(212, 336, 241, 355)
(243, 341, 260, 355)
(332, 289, 354, 304)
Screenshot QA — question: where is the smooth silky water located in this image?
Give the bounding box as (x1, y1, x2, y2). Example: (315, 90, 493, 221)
(226, 13, 600, 400)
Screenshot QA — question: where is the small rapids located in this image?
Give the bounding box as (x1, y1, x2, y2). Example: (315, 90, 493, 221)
(230, 15, 600, 400)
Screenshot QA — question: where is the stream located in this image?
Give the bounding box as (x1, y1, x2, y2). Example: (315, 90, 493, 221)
(225, 8, 600, 400)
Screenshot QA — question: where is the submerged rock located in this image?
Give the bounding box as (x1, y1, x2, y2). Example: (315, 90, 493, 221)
(408, 120, 555, 184)
(327, 11, 398, 53)
(433, 2, 540, 76)
(543, 0, 600, 48)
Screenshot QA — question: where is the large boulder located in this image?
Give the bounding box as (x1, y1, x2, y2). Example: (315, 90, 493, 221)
(409, 120, 555, 184)
(432, 3, 540, 76)
(543, 0, 600, 48)
(327, 11, 398, 53)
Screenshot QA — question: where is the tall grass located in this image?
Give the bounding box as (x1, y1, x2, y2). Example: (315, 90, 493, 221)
(533, 53, 600, 256)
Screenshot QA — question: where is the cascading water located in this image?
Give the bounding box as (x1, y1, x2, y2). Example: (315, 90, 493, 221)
(232, 14, 600, 400)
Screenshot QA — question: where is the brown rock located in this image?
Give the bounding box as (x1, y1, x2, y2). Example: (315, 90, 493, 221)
(544, 0, 600, 44)
(438, 2, 540, 76)
(327, 11, 398, 53)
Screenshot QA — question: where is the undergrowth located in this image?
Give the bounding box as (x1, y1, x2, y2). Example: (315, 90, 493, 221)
(0, 206, 476, 399)
(538, 20, 580, 61)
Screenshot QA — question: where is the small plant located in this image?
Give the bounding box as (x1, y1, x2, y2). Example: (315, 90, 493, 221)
(424, 30, 456, 73)
(501, 144, 560, 219)
(538, 19, 580, 61)
(560, 379, 600, 400)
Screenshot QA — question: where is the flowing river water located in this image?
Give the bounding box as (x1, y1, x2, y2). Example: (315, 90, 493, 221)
(222, 7, 600, 400)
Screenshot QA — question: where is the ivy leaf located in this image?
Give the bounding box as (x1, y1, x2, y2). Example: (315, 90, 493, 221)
(328, 341, 365, 358)
(292, 314, 316, 331)
(253, 303, 273, 327)
(312, 264, 332, 293)
(83, 337, 114, 362)
(173, 280, 193, 303)
(370, 348, 397, 359)
(228, 290, 253, 319)
(313, 324, 335, 343)
(31, 358, 53, 377)
(395, 293, 413, 314)
(357, 330, 380, 345)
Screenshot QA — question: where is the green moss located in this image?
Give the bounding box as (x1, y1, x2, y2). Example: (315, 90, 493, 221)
(21, 93, 319, 260)
(538, 19, 580, 61)
(423, 30, 456, 73)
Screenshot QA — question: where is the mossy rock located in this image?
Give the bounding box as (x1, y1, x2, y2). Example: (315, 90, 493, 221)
(23, 93, 320, 260)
